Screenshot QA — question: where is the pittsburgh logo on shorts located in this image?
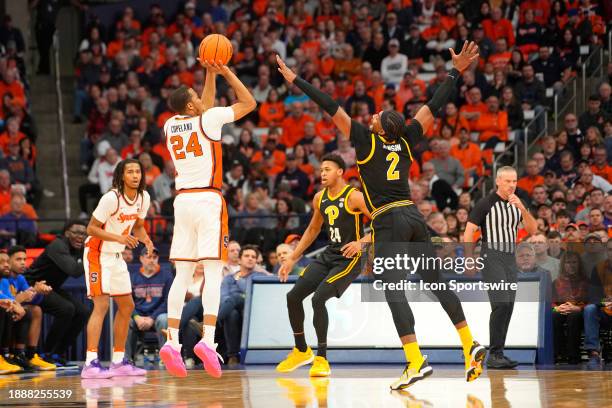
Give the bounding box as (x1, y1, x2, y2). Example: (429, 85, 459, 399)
(223, 235, 229, 248)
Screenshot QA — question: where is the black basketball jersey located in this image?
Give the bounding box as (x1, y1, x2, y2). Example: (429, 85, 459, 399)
(350, 119, 422, 217)
(318, 185, 363, 251)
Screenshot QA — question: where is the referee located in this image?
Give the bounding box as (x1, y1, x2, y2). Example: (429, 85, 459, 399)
(464, 166, 537, 369)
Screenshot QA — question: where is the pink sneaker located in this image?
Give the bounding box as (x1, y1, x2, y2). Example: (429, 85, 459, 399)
(159, 344, 187, 378)
(108, 358, 146, 377)
(194, 341, 223, 378)
(81, 359, 112, 379)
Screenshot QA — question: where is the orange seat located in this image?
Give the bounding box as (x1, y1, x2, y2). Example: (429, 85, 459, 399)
(25, 248, 44, 267)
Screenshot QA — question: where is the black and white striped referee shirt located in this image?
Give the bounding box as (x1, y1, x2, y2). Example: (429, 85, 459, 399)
(468, 191, 523, 253)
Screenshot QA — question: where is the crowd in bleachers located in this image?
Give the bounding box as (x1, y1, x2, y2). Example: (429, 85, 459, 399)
(1, 0, 611, 372)
(0, 15, 46, 248)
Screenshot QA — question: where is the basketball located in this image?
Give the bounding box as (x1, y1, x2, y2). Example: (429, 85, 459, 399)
(199, 34, 233, 65)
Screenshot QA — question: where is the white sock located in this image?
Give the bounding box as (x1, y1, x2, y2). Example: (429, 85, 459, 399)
(86, 351, 98, 365)
(112, 351, 124, 364)
(167, 327, 180, 348)
(203, 324, 215, 346)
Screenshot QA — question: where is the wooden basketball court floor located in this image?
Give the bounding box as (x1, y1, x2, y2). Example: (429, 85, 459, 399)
(0, 365, 610, 408)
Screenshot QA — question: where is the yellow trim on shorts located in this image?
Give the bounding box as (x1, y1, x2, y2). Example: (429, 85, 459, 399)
(326, 256, 360, 284)
(370, 200, 414, 220)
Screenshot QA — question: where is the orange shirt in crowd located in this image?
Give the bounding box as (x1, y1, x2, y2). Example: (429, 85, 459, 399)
(301, 40, 321, 61)
(517, 175, 545, 195)
(409, 160, 421, 180)
(152, 142, 171, 163)
(459, 102, 487, 128)
(106, 40, 124, 59)
(473, 111, 508, 142)
(333, 59, 362, 79)
(0, 202, 37, 219)
(0, 131, 26, 155)
(488, 51, 512, 71)
(432, 115, 471, 138)
(251, 149, 286, 176)
(0, 80, 25, 104)
(318, 55, 335, 77)
(258, 102, 285, 127)
(519, 0, 550, 26)
(483, 18, 515, 46)
(0, 189, 10, 211)
(368, 84, 385, 112)
(591, 164, 612, 181)
(145, 166, 161, 186)
(315, 118, 337, 143)
(280, 114, 315, 148)
(450, 142, 484, 177)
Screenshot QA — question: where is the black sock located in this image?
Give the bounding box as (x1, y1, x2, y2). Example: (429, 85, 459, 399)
(2, 347, 9, 356)
(26, 346, 37, 359)
(14, 347, 25, 357)
(317, 343, 327, 358)
(294, 333, 307, 352)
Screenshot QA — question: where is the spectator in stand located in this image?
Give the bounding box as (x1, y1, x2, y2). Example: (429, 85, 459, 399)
(563, 113, 584, 153)
(152, 160, 175, 203)
(280, 102, 315, 148)
(139, 153, 161, 187)
(78, 142, 119, 217)
(0, 246, 55, 370)
(274, 197, 300, 230)
(332, 137, 356, 169)
(530, 185, 550, 211)
(0, 117, 26, 155)
(583, 239, 612, 369)
(574, 169, 611, 196)
(604, 195, 612, 228)
(345, 81, 375, 116)
(579, 94, 608, 134)
(518, 160, 545, 196)
(24, 220, 90, 367)
(234, 193, 271, 230)
(514, 64, 546, 121)
(219, 245, 267, 367)
(274, 154, 310, 200)
(258, 89, 285, 128)
(1, 142, 40, 208)
(380, 39, 407, 87)
(0, 170, 11, 209)
(532, 45, 564, 92)
(223, 241, 241, 277)
(515, 9, 542, 56)
(556, 151, 578, 187)
(484, 6, 515, 47)
(459, 86, 487, 130)
(126, 247, 173, 362)
(515, 243, 550, 275)
(97, 118, 129, 155)
(429, 139, 464, 190)
(528, 232, 561, 280)
(400, 24, 426, 64)
(252, 65, 272, 104)
(474, 95, 508, 146)
(450, 127, 483, 187)
(420, 161, 458, 211)
(82, 97, 111, 171)
(598, 82, 611, 116)
(0, 194, 36, 247)
(552, 251, 588, 364)
(588, 208, 606, 233)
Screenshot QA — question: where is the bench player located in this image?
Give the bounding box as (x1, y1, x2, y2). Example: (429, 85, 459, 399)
(276, 42, 486, 389)
(276, 154, 371, 377)
(81, 159, 153, 378)
(159, 62, 256, 378)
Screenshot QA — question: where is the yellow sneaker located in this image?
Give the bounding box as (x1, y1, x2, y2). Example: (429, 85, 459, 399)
(465, 341, 486, 382)
(309, 356, 331, 377)
(29, 354, 57, 371)
(0, 355, 21, 374)
(276, 347, 314, 373)
(390, 356, 433, 390)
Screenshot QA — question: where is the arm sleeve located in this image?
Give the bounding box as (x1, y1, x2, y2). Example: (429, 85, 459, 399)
(91, 191, 118, 224)
(468, 196, 491, 227)
(426, 68, 460, 115)
(403, 119, 425, 147)
(293, 77, 340, 116)
(350, 119, 374, 162)
(201, 107, 235, 141)
(46, 239, 85, 278)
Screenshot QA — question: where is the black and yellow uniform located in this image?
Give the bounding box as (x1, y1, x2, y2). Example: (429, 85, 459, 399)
(300, 185, 364, 295)
(286, 185, 365, 359)
(349, 119, 466, 337)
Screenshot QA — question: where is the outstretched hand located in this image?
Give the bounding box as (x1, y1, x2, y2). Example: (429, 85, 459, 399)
(449, 41, 479, 73)
(200, 59, 229, 75)
(276, 54, 297, 84)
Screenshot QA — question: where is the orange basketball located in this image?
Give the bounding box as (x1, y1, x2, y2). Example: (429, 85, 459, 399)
(199, 34, 233, 65)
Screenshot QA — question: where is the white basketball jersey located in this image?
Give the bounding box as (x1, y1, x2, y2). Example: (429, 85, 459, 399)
(163, 107, 234, 190)
(86, 190, 151, 253)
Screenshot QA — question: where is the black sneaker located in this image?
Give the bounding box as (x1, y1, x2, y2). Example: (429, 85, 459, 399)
(486, 353, 517, 369)
(49, 354, 79, 370)
(501, 355, 518, 368)
(8, 353, 34, 373)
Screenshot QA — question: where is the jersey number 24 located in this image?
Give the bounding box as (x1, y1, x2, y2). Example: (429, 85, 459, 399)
(170, 133, 203, 160)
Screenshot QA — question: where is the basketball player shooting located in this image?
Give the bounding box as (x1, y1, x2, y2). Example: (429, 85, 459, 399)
(81, 159, 153, 379)
(159, 60, 256, 378)
(277, 42, 486, 389)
